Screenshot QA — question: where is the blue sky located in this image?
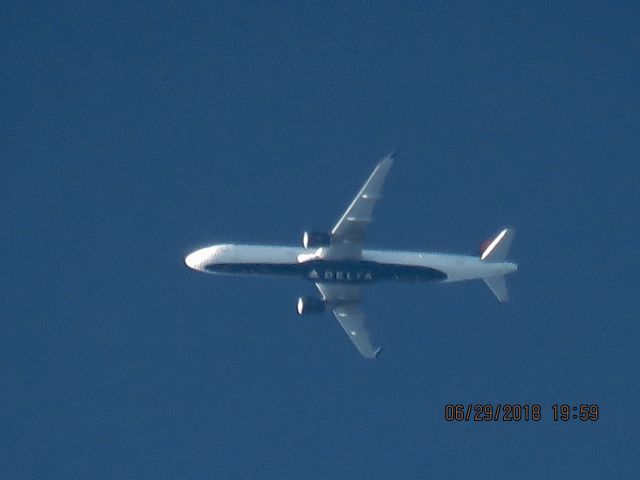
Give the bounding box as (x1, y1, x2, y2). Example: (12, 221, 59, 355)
(3, 2, 639, 478)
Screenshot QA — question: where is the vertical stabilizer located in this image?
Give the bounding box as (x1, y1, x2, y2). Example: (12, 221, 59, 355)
(480, 228, 515, 302)
(480, 228, 514, 262)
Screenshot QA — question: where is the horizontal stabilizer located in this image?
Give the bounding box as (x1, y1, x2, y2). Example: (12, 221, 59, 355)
(483, 275, 509, 302)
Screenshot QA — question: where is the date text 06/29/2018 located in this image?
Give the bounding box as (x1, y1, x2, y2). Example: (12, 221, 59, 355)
(444, 404, 600, 422)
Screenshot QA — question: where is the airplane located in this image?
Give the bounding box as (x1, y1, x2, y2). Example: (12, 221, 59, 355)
(185, 152, 517, 359)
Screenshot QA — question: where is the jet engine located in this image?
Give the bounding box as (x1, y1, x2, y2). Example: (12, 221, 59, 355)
(296, 296, 326, 315)
(302, 231, 331, 249)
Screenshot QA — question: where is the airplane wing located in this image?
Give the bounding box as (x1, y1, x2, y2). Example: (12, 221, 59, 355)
(315, 283, 381, 359)
(328, 152, 395, 258)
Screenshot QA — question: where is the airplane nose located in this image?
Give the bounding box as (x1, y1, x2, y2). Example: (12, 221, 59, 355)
(185, 245, 222, 272)
(185, 249, 207, 271)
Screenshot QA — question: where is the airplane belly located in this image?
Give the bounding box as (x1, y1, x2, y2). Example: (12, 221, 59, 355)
(204, 259, 447, 284)
(301, 260, 446, 284)
(197, 246, 449, 283)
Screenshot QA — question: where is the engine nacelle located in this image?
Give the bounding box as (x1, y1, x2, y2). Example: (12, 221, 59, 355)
(303, 231, 331, 249)
(296, 296, 326, 315)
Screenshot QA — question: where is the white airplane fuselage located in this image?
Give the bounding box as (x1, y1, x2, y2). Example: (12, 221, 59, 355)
(185, 244, 517, 285)
(185, 154, 518, 358)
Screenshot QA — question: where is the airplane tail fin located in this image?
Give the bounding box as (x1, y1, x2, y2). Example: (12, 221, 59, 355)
(479, 228, 515, 302)
(480, 228, 514, 262)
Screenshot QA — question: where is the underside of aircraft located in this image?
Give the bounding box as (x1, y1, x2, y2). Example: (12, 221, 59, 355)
(185, 152, 517, 358)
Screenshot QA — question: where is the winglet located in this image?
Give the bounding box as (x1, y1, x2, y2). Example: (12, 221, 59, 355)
(388, 147, 401, 160)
